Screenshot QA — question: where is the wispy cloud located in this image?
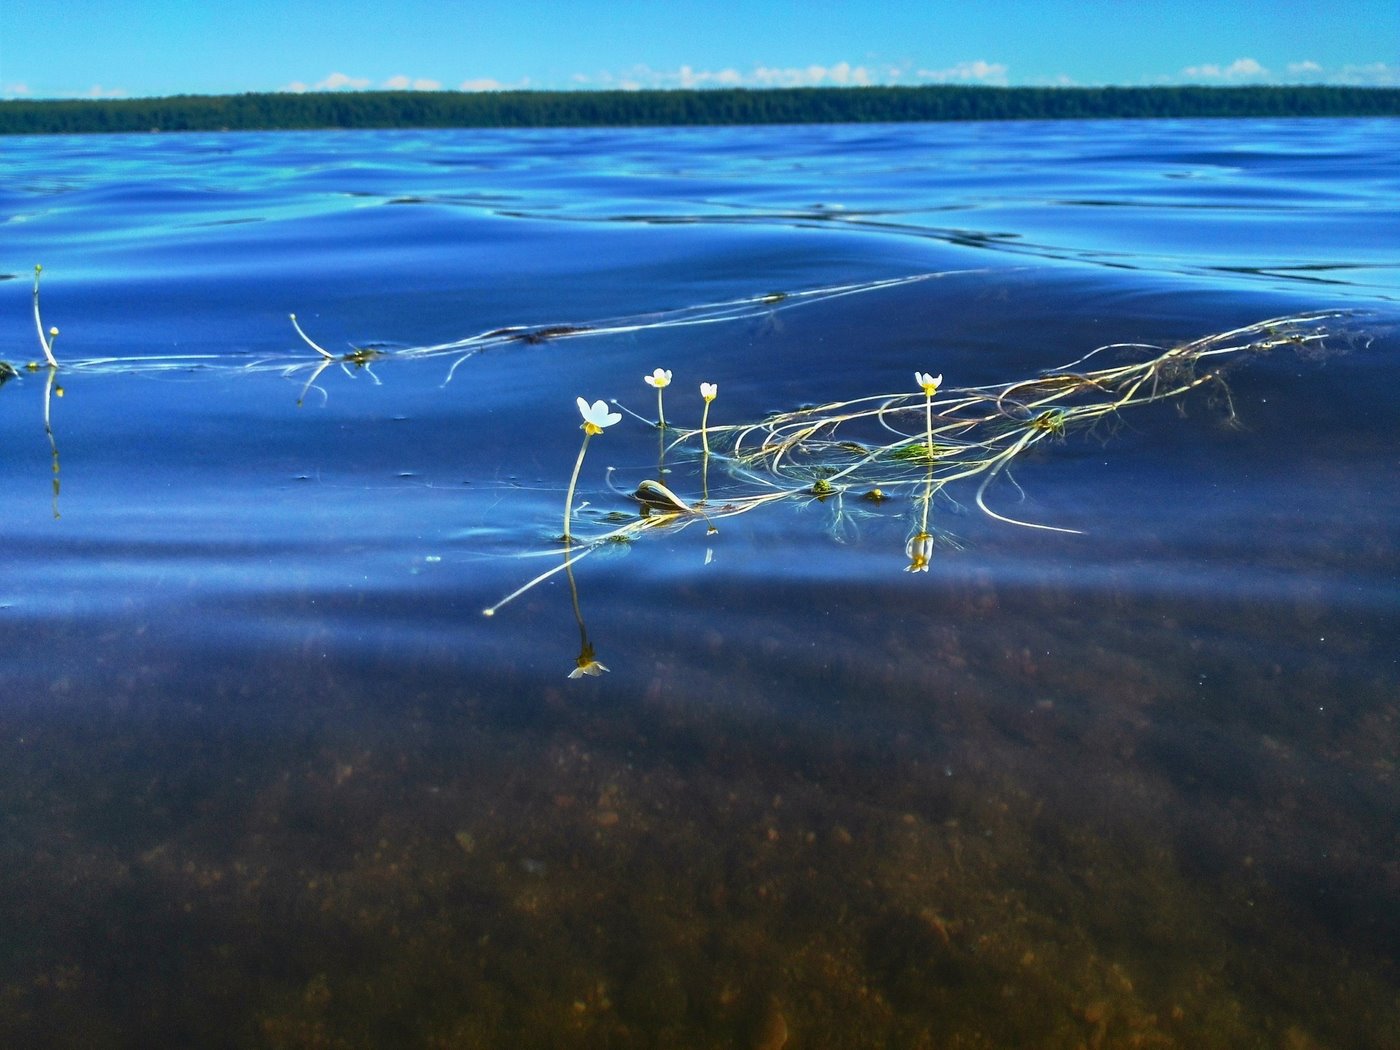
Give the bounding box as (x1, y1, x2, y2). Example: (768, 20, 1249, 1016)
(1175, 57, 1399, 86)
(384, 75, 443, 91)
(281, 72, 372, 93)
(1331, 61, 1400, 86)
(916, 60, 1010, 85)
(1181, 57, 1268, 81)
(574, 60, 1018, 91)
(2, 82, 32, 98)
(752, 62, 874, 87)
(281, 71, 527, 93)
(577, 62, 877, 90)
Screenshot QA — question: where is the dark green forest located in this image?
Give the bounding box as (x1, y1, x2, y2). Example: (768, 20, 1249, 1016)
(2, 85, 1397, 134)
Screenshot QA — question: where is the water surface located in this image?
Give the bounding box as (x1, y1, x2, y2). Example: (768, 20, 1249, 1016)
(2, 119, 1398, 1048)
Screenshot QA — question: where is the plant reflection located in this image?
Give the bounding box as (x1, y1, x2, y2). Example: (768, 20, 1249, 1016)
(565, 548, 609, 679)
(43, 367, 62, 519)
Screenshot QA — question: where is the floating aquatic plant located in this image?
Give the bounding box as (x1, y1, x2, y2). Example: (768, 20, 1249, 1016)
(699, 381, 718, 456)
(565, 398, 622, 543)
(644, 367, 672, 428)
(915, 370, 941, 461)
(484, 308, 1358, 617)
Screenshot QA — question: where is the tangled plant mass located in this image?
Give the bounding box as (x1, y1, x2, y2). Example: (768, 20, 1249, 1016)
(16, 266, 1365, 634)
(485, 306, 1360, 619)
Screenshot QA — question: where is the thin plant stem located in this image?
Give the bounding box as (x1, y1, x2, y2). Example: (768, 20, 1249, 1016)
(289, 313, 336, 360)
(33, 266, 59, 369)
(562, 431, 593, 542)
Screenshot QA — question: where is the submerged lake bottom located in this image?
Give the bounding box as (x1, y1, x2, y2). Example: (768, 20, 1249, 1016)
(5, 520, 1397, 1048)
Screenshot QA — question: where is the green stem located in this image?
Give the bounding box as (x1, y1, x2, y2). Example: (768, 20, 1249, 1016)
(656, 387, 666, 429)
(562, 431, 593, 542)
(924, 392, 934, 461)
(33, 266, 58, 369)
(701, 400, 711, 456)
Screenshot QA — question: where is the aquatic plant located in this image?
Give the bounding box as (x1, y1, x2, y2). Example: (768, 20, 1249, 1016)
(485, 308, 1355, 616)
(565, 398, 622, 543)
(644, 367, 672, 428)
(32, 265, 60, 369)
(915, 370, 942, 461)
(699, 381, 718, 457)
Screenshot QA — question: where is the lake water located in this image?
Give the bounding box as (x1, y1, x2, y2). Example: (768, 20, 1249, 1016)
(2, 119, 1397, 1048)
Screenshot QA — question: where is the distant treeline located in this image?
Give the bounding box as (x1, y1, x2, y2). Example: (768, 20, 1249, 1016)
(3, 85, 1398, 134)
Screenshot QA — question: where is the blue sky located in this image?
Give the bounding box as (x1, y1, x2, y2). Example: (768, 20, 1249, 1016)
(2, 0, 1396, 99)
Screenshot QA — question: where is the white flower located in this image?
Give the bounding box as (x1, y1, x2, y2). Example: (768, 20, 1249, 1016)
(569, 643, 609, 678)
(905, 531, 934, 572)
(644, 368, 673, 389)
(916, 371, 942, 396)
(576, 397, 621, 435)
(700, 381, 717, 401)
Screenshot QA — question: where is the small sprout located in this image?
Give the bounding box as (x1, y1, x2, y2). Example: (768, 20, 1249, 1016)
(862, 488, 887, 503)
(644, 368, 673, 428)
(811, 478, 834, 496)
(905, 531, 934, 573)
(1032, 410, 1066, 436)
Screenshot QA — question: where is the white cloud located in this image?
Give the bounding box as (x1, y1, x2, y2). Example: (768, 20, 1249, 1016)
(751, 62, 875, 87)
(281, 72, 372, 93)
(916, 60, 1009, 85)
(1181, 57, 1268, 80)
(84, 84, 128, 98)
(459, 77, 506, 91)
(1333, 62, 1400, 86)
(581, 62, 878, 90)
(3, 82, 31, 97)
(383, 75, 442, 91)
(1287, 60, 1323, 78)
